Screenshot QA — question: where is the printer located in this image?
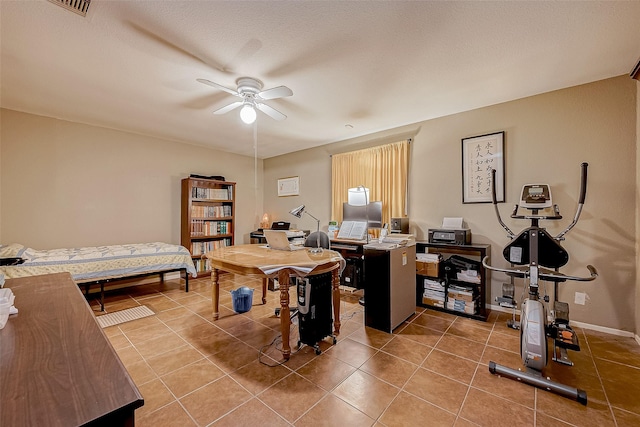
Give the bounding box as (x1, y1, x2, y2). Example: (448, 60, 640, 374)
(428, 217, 471, 245)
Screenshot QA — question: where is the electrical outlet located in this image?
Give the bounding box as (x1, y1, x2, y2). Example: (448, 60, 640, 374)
(574, 292, 586, 305)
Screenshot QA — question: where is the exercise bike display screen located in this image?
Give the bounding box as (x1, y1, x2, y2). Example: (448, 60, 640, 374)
(520, 184, 552, 209)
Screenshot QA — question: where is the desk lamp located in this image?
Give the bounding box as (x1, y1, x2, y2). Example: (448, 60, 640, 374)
(289, 204, 322, 253)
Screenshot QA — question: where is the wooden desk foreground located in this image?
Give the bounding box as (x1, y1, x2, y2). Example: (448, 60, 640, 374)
(206, 244, 344, 359)
(0, 273, 143, 427)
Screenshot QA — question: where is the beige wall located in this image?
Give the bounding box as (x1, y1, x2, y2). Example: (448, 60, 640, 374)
(265, 75, 638, 332)
(0, 109, 263, 249)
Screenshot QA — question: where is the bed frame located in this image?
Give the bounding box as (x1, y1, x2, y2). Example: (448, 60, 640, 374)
(79, 267, 191, 311)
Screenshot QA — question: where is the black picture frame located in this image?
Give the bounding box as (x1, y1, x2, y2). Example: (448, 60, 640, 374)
(462, 131, 505, 203)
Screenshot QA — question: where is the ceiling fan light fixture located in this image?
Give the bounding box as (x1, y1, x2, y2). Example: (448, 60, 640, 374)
(240, 103, 257, 124)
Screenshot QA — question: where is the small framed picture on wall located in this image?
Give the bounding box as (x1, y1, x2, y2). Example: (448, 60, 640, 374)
(462, 131, 505, 203)
(277, 176, 300, 197)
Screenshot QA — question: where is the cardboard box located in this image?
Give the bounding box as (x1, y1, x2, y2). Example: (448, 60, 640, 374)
(416, 260, 439, 277)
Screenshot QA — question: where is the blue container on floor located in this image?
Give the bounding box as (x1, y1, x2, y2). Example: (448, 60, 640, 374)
(231, 287, 254, 313)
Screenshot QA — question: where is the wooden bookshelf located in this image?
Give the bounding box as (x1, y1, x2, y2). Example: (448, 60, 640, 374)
(181, 177, 235, 277)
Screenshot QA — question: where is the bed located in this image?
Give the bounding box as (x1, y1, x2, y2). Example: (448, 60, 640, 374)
(0, 242, 198, 310)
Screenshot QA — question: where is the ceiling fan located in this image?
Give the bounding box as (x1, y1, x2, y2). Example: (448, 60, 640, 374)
(196, 77, 293, 124)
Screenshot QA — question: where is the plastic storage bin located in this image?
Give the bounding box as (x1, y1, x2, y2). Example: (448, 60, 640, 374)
(231, 287, 254, 313)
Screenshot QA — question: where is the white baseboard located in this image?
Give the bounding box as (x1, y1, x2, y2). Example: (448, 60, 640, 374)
(488, 303, 636, 338)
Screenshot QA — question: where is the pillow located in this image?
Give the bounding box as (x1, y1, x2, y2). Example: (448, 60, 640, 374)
(0, 243, 27, 259)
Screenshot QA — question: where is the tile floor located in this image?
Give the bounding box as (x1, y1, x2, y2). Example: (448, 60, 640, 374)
(94, 276, 640, 427)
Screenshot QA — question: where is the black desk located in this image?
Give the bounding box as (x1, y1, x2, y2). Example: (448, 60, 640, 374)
(330, 238, 366, 289)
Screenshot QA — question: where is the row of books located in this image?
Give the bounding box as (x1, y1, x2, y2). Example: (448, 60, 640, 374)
(190, 220, 231, 236)
(422, 279, 479, 314)
(192, 186, 233, 200)
(191, 205, 232, 218)
(191, 239, 231, 255)
(193, 257, 212, 273)
(422, 278, 445, 308)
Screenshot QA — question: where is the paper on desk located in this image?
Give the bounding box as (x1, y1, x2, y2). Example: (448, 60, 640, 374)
(442, 217, 464, 229)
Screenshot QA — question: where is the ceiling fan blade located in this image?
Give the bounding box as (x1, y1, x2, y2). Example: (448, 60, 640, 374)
(258, 86, 293, 100)
(197, 79, 239, 97)
(255, 103, 287, 121)
(212, 101, 243, 115)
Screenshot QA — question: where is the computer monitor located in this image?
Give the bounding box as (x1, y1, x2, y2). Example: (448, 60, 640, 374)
(342, 201, 383, 228)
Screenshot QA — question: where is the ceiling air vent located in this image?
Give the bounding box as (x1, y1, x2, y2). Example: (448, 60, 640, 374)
(47, 0, 91, 17)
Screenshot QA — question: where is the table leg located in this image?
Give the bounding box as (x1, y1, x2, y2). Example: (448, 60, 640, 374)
(278, 269, 291, 360)
(332, 268, 341, 334)
(262, 278, 267, 304)
(211, 268, 220, 320)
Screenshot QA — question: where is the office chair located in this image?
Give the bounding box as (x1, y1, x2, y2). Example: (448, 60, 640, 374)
(304, 231, 330, 249)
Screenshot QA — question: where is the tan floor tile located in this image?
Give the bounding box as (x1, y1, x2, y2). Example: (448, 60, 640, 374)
(118, 313, 163, 333)
(446, 320, 492, 344)
(479, 345, 524, 368)
(534, 411, 574, 427)
(140, 294, 180, 312)
(332, 370, 399, 419)
(360, 351, 418, 388)
(536, 385, 615, 427)
(486, 329, 520, 354)
(161, 359, 226, 398)
(208, 339, 261, 373)
(410, 311, 455, 332)
(379, 391, 456, 426)
(123, 322, 175, 345)
(212, 398, 290, 427)
(436, 334, 486, 362)
(396, 322, 445, 347)
(459, 388, 534, 426)
(126, 360, 158, 386)
(326, 337, 378, 368)
(115, 345, 144, 366)
(146, 344, 204, 376)
(380, 335, 433, 365)
(404, 367, 469, 413)
(422, 348, 479, 385)
(108, 332, 132, 350)
(229, 359, 292, 395)
(612, 408, 640, 427)
(163, 312, 211, 332)
(136, 378, 176, 419)
(471, 365, 535, 409)
(180, 376, 252, 426)
(136, 401, 196, 427)
(295, 394, 374, 427)
(134, 331, 188, 359)
(295, 353, 356, 391)
(259, 373, 326, 423)
(349, 326, 394, 349)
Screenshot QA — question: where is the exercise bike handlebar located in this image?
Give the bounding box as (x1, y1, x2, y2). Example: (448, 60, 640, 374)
(482, 256, 598, 283)
(556, 162, 588, 240)
(490, 168, 516, 238)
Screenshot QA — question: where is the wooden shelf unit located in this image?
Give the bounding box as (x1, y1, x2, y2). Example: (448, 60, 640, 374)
(181, 177, 236, 277)
(416, 241, 491, 321)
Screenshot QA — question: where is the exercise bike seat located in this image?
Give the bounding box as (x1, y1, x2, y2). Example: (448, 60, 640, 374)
(503, 228, 569, 268)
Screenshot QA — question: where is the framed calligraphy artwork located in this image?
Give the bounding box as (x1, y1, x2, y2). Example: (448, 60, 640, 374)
(462, 131, 505, 203)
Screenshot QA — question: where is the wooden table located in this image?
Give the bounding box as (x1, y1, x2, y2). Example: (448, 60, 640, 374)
(0, 273, 144, 427)
(206, 244, 343, 359)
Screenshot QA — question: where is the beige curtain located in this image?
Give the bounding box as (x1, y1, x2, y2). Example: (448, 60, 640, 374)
(331, 140, 409, 225)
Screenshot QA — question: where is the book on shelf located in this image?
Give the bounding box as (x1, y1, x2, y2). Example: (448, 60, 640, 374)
(190, 238, 231, 255)
(191, 187, 233, 200)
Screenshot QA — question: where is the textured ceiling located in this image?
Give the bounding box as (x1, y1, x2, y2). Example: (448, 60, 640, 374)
(1, 1, 639, 158)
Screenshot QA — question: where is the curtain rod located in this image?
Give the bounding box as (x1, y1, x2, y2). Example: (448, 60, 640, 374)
(328, 138, 412, 157)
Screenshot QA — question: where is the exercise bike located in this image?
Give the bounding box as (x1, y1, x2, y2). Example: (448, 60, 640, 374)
(482, 163, 598, 405)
